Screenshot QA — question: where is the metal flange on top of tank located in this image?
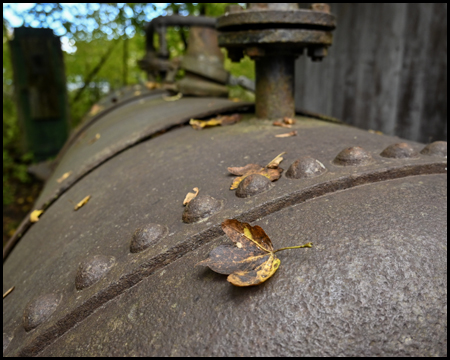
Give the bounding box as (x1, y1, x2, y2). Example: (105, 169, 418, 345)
(217, 3, 335, 119)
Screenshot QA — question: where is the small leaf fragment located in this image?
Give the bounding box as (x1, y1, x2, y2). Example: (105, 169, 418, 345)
(283, 117, 295, 125)
(30, 210, 44, 223)
(74, 195, 91, 211)
(275, 130, 298, 138)
(183, 187, 199, 206)
(89, 133, 101, 144)
(56, 171, 72, 183)
(163, 92, 183, 101)
(190, 114, 242, 130)
(266, 152, 286, 169)
(134, 90, 141, 96)
(3, 286, 15, 299)
(273, 120, 291, 128)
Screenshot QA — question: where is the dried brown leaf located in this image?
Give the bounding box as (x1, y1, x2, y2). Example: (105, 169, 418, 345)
(275, 130, 298, 138)
(283, 117, 295, 125)
(30, 210, 44, 223)
(183, 187, 199, 206)
(273, 120, 291, 128)
(197, 219, 312, 287)
(227, 164, 263, 176)
(3, 286, 14, 299)
(56, 171, 72, 183)
(230, 167, 282, 190)
(74, 195, 91, 211)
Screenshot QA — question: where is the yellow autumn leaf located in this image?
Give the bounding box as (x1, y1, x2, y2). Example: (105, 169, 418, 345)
(74, 195, 91, 211)
(56, 171, 72, 183)
(30, 210, 44, 223)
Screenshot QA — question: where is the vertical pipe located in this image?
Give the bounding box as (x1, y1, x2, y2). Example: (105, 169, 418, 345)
(255, 55, 295, 119)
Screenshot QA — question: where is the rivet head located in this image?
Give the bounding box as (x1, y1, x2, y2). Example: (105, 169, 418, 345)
(235, 173, 272, 198)
(286, 156, 327, 179)
(420, 141, 447, 157)
(23, 293, 62, 332)
(75, 255, 115, 290)
(333, 146, 373, 166)
(130, 224, 168, 253)
(182, 194, 222, 223)
(380, 142, 418, 159)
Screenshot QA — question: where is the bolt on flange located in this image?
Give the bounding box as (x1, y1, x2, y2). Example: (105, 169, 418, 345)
(217, 3, 336, 119)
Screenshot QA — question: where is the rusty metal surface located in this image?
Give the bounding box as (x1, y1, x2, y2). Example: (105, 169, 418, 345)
(37, 175, 449, 356)
(3, 115, 446, 356)
(255, 55, 295, 118)
(217, 9, 336, 30)
(218, 29, 333, 48)
(2, 98, 252, 261)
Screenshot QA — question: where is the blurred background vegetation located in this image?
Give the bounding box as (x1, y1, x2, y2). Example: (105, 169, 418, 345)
(3, 3, 253, 244)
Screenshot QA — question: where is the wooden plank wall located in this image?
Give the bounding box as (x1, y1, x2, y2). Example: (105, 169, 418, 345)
(295, 3, 447, 143)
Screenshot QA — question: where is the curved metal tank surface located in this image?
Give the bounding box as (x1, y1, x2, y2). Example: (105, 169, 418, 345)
(2, 94, 447, 356)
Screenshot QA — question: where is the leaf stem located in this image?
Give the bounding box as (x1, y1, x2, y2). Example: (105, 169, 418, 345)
(274, 242, 313, 253)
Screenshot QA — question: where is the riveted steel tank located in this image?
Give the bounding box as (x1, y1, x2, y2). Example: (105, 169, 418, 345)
(2, 5, 447, 357)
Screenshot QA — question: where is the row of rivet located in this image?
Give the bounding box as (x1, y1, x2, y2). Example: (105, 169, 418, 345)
(18, 141, 446, 334)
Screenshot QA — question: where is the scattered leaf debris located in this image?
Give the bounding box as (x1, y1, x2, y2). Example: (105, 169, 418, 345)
(30, 210, 44, 223)
(183, 187, 199, 206)
(275, 130, 297, 138)
(74, 195, 91, 211)
(163, 92, 183, 101)
(197, 219, 312, 287)
(56, 171, 72, 183)
(3, 286, 15, 299)
(190, 114, 242, 130)
(228, 152, 285, 190)
(134, 90, 141, 96)
(88, 133, 101, 144)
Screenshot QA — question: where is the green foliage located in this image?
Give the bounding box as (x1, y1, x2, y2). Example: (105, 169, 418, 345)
(3, 3, 254, 205)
